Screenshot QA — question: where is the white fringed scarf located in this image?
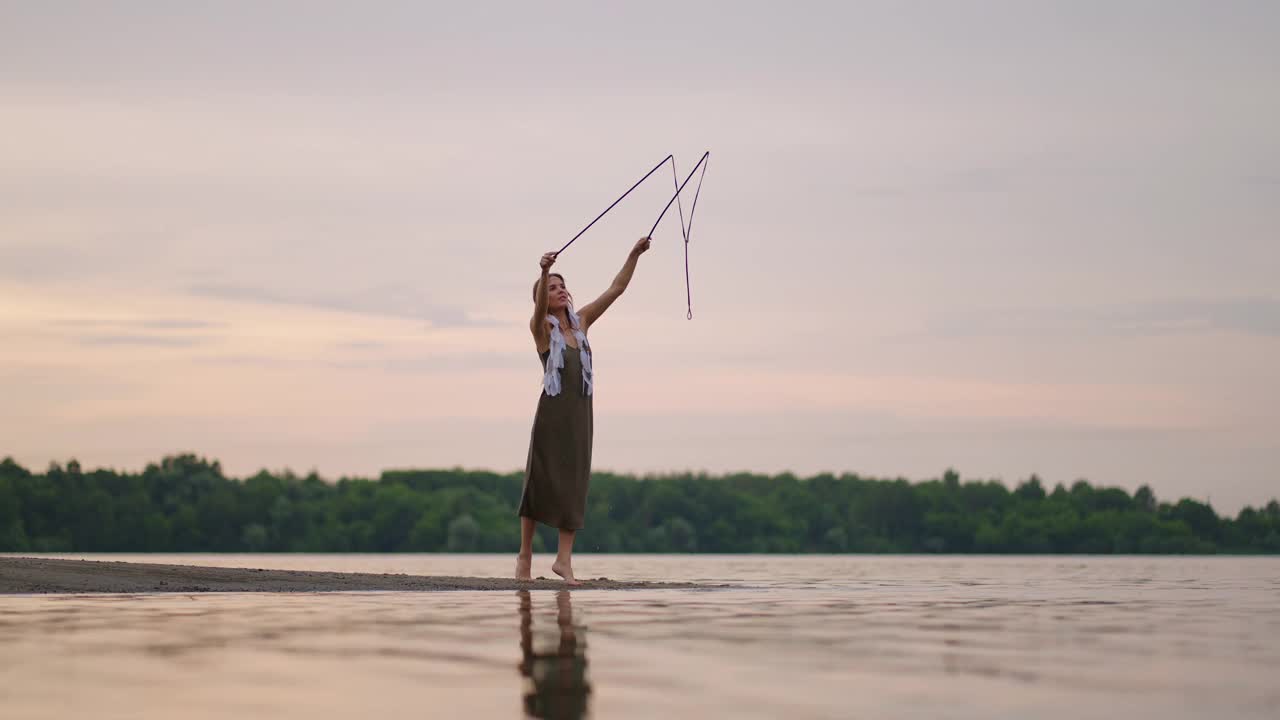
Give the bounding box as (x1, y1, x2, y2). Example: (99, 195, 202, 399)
(543, 309, 593, 397)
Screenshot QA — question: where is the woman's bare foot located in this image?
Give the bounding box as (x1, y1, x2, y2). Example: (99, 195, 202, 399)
(515, 553, 533, 581)
(551, 559, 580, 586)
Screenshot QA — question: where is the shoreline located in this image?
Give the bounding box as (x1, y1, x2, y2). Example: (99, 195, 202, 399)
(0, 556, 708, 594)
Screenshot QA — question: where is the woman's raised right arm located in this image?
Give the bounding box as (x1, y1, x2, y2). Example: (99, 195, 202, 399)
(529, 252, 555, 346)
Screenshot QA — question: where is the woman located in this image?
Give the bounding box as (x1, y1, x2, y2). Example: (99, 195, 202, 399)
(517, 236, 651, 584)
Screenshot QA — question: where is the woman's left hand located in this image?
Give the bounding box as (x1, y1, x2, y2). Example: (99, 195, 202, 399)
(631, 236, 651, 257)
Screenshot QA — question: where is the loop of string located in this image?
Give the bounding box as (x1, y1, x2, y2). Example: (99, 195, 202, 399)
(555, 152, 709, 320)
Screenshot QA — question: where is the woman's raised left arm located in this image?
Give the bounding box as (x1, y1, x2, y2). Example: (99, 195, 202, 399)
(578, 237, 650, 330)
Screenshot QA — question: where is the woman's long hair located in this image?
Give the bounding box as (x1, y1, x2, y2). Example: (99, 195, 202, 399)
(533, 273, 574, 309)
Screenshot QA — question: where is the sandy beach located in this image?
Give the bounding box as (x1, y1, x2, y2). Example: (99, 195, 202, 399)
(0, 556, 707, 594)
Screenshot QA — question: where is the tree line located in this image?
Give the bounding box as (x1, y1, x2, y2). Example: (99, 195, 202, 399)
(1, 454, 1277, 554)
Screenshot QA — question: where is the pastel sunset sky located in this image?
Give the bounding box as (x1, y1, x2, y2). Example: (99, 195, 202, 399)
(2, 2, 1277, 511)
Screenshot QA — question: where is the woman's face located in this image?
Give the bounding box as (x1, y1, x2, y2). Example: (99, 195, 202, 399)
(547, 276, 570, 311)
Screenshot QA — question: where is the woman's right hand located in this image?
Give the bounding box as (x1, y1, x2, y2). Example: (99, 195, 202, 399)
(540, 252, 557, 271)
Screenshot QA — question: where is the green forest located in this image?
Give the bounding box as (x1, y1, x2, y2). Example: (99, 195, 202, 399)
(2, 454, 1277, 554)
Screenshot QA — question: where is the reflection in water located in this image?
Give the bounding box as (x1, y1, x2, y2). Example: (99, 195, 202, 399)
(518, 590, 592, 719)
(2, 558, 1277, 720)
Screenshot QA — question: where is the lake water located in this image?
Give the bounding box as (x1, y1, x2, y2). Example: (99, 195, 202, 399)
(2, 554, 1278, 719)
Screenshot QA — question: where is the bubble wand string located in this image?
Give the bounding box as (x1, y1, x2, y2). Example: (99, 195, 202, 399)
(555, 152, 710, 319)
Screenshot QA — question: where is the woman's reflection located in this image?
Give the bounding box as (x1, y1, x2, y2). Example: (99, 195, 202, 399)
(518, 589, 592, 719)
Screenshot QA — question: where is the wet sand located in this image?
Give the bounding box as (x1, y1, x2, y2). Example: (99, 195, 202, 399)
(0, 556, 709, 594)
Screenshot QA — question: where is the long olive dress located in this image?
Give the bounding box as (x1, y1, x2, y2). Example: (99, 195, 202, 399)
(518, 343, 594, 530)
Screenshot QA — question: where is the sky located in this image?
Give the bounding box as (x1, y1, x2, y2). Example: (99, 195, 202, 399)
(2, 1, 1277, 512)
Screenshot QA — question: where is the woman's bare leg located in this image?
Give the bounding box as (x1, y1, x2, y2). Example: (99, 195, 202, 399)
(551, 529, 579, 585)
(516, 517, 535, 581)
